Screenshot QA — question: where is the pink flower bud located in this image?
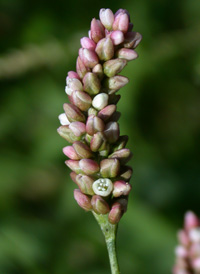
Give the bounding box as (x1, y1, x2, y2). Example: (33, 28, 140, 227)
(90, 18, 105, 43)
(92, 64, 104, 80)
(109, 148, 132, 165)
(100, 158, 120, 178)
(98, 104, 116, 122)
(113, 180, 132, 197)
(68, 121, 86, 137)
(63, 103, 86, 122)
(65, 160, 82, 174)
(65, 78, 83, 95)
(185, 211, 200, 231)
(91, 195, 110, 214)
(103, 58, 127, 77)
(105, 75, 129, 93)
(117, 48, 138, 61)
(104, 121, 119, 143)
(63, 146, 80, 160)
(99, 8, 114, 31)
(175, 246, 188, 258)
(74, 189, 92, 211)
(80, 37, 96, 50)
(76, 174, 95, 195)
(71, 90, 92, 111)
(123, 31, 142, 49)
(113, 11, 129, 33)
(67, 71, 80, 80)
(57, 125, 80, 143)
(86, 115, 105, 135)
(92, 93, 109, 110)
(83, 72, 101, 95)
(110, 30, 124, 45)
(76, 56, 90, 79)
(73, 141, 93, 159)
(70, 171, 78, 183)
(95, 37, 114, 61)
(108, 202, 123, 224)
(119, 165, 133, 181)
(79, 159, 100, 175)
(90, 132, 107, 152)
(79, 48, 99, 69)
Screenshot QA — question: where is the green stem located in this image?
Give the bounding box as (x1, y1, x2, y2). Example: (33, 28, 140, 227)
(92, 212, 120, 274)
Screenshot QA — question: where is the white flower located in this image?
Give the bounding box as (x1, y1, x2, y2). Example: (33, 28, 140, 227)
(92, 178, 113, 197)
(92, 93, 109, 110)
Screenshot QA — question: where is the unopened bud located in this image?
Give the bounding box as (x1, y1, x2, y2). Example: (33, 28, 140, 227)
(108, 202, 123, 224)
(90, 132, 107, 152)
(70, 171, 78, 184)
(92, 64, 104, 80)
(185, 211, 199, 231)
(65, 78, 83, 96)
(100, 158, 120, 178)
(67, 71, 80, 80)
(113, 11, 129, 33)
(104, 121, 119, 143)
(73, 141, 93, 159)
(79, 159, 100, 175)
(63, 146, 80, 160)
(86, 115, 105, 135)
(117, 48, 138, 61)
(76, 174, 95, 195)
(98, 104, 116, 122)
(80, 37, 96, 50)
(123, 32, 142, 49)
(63, 103, 86, 122)
(103, 58, 127, 77)
(189, 228, 200, 243)
(76, 56, 90, 79)
(95, 37, 114, 61)
(57, 125, 80, 143)
(91, 195, 110, 214)
(104, 75, 129, 92)
(58, 113, 70, 126)
(119, 166, 133, 181)
(65, 160, 82, 174)
(85, 133, 93, 144)
(110, 30, 124, 45)
(109, 148, 132, 165)
(113, 180, 132, 197)
(83, 72, 101, 95)
(92, 178, 113, 197)
(92, 93, 109, 110)
(90, 18, 105, 43)
(68, 121, 86, 137)
(113, 135, 129, 151)
(71, 90, 92, 111)
(79, 48, 99, 69)
(74, 189, 92, 211)
(99, 8, 114, 31)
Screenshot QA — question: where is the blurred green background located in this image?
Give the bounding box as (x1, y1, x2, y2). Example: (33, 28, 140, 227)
(0, 0, 200, 273)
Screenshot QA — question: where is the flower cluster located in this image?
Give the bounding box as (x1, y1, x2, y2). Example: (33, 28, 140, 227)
(58, 8, 142, 224)
(173, 211, 200, 273)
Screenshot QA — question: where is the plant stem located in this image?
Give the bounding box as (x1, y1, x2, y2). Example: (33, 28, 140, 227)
(92, 212, 120, 274)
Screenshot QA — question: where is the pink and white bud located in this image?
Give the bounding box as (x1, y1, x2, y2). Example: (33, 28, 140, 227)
(83, 72, 101, 95)
(109, 148, 132, 165)
(73, 141, 93, 159)
(113, 180, 132, 197)
(79, 159, 100, 175)
(57, 125, 80, 143)
(92, 93, 109, 110)
(104, 121, 119, 143)
(80, 37, 96, 50)
(68, 121, 86, 137)
(92, 178, 113, 197)
(76, 174, 95, 195)
(65, 78, 83, 96)
(189, 228, 200, 243)
(71, 90, 92, 111)
(92, 64, 104, 80)
(95, 37, 114, 61)
(99, 8, 114, 31)
(103, 58, 127, 77)
(108, 202, 123, 224)
(119, 166, 133, 181)
(90, 18, 105, 43)
(70, 171, 78, 184)
(175, 246, 188, 258)
(105, 75, 129, 92)
(63, 146, 80, 160)
(110, 30, 124, 45)
(74, 189, 92, 211)
(117, 48, 138, 61)
(86, 115, 105, 136)
(98, 104, 116, 122)
(76, 56, 90, 79)
(123, 31, 142, 49)
(90, 132, 107, 152)
(185, 211, 199, 231)
(100, 158, 120, 178)
(113, 11, 129, 33)
(91, 195, 110, 214)
(65, 160, 82, 174)
(67, 71, 80, 80)
(79, 48, 99, 69)
(63, 103, 85, 123)
(58, 113, 70, 126)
